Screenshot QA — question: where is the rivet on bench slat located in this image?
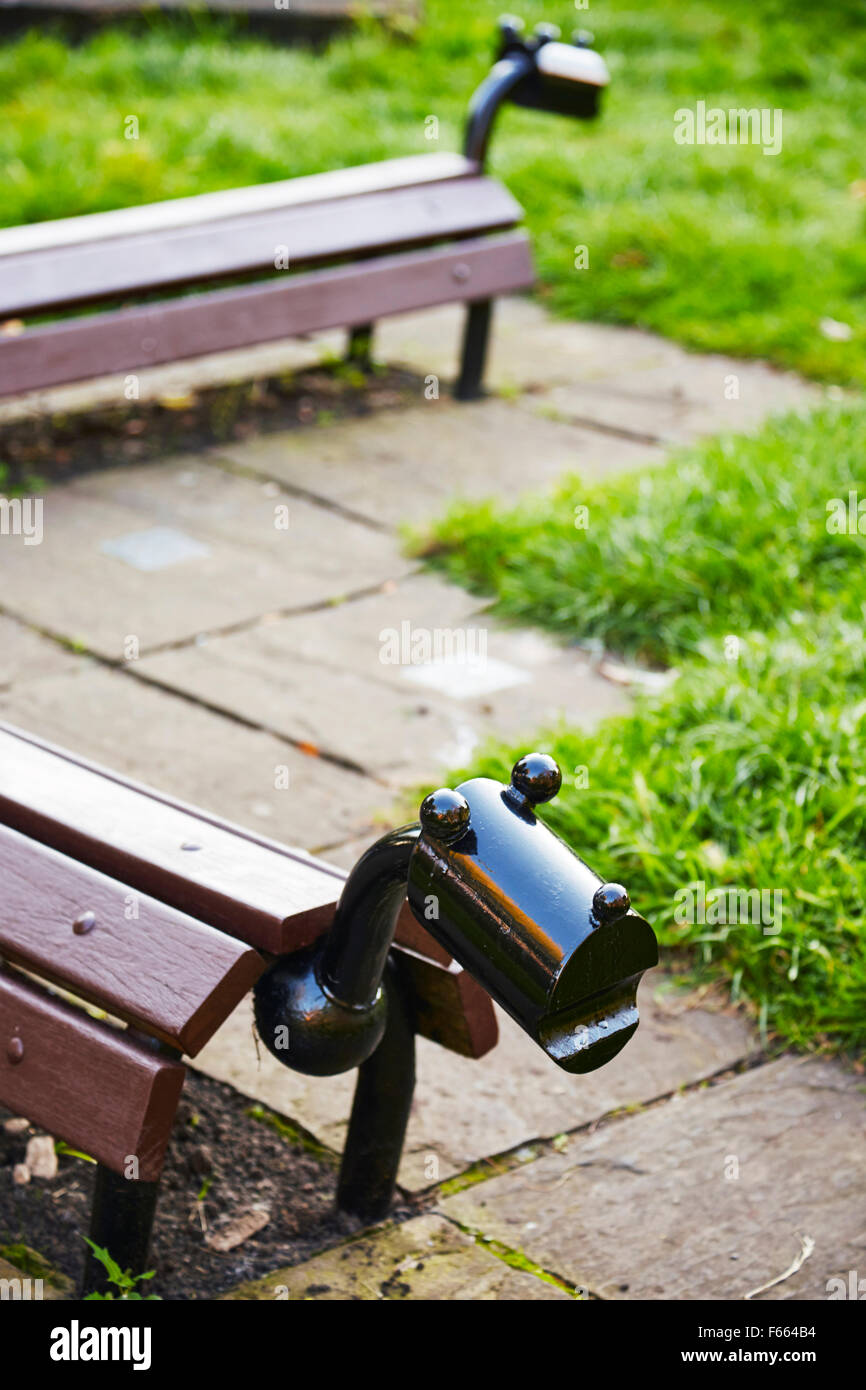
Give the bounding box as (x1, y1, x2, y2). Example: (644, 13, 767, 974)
(6, 1037, 24, 1064)
(452, 262, 472, 283)
(73, 911, 96, 936)
(181, 842, 202, 852)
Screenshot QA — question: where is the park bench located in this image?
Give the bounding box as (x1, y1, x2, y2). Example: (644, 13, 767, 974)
(0, 719, 657, 1298)
(0, 18, 609, 404)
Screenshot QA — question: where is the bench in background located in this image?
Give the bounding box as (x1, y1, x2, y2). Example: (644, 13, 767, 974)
(0, 19, 608, 403)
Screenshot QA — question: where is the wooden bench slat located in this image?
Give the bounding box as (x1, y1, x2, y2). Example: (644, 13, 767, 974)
(397, 951, 499, 1059)
(0, 824, 264, 1056)
(0, 232, 533, 397)
(0, 153, 476, 259)
(0, 969, 184, 1180)
(0, 726, 342, 956)
(0, 177, 523, 317)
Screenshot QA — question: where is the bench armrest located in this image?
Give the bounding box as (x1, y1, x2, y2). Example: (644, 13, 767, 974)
(465, 15, 610, 166)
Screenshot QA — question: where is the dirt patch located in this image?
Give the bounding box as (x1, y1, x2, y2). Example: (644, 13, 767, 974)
(0, 360, 424, 492)
(0, 1069, 419, 1300)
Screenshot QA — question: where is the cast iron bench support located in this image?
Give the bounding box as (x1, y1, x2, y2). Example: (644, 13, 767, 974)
(454, 17, 609, 400)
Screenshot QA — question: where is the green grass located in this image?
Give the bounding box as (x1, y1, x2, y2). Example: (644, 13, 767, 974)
(2, 1, 866, 384)
(412, 401, 866, 1055)
(411, 402, 866, 667)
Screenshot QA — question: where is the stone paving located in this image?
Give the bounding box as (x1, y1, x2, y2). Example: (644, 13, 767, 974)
(2, 297, 855, 1301)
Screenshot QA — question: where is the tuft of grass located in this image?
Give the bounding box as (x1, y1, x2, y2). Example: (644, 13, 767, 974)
(2, 1, 866, 384)
(410, 402, 866, 667)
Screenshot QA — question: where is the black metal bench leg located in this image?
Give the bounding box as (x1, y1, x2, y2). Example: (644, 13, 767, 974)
(336, 961, 416, 1223)
(81, 1166, 161, 1297)
(347, 322, 374, 369)
(455, 298, 493, 401)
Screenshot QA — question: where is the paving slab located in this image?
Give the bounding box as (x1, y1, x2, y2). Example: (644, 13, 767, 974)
(221, 1213, 572, 1301)
(138, 573, 630, 783)
(0, 458, 404, 658)
(212, 396, 659, 528)
(193, 973, 755, 1191)
(439, 1056, 866, 1301)
(0, 665, 382, 852)
(528, 352, 818, 447)
(0, 1252, 72, 1301)
(377, 300, 818, 437)
(0, 614, 83, 690)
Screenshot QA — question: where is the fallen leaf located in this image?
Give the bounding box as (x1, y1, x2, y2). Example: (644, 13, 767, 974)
(205, 1207, 270, 1253)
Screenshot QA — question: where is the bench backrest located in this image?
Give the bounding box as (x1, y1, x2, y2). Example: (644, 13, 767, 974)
(0, 153, 533, 397)
(0, 155, 519, 317)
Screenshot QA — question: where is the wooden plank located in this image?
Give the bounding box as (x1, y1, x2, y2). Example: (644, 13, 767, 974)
(0, 232, 534, 396)
(0, 153, 474, 259)
(0, 725, 344, 955)
(0, 824, 264, 1055)
(0, 969, 184, 1180)
(399, 951, 498, 1059)
(0, 176, 522, 317)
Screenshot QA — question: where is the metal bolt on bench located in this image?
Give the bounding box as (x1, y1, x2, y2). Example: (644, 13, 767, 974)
(255, 752, 657, 1222)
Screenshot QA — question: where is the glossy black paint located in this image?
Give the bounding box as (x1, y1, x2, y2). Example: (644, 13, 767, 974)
(464, 17, 606, 167)
(407, 755, 658, 1074)
(253, 826, 418, 1076)
(336, 958, 416, 1223)
(80, 1034, 181, 1298)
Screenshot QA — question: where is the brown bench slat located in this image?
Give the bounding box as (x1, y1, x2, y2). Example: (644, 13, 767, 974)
(0, 176, 523, 317)
(0, 969, 184, 1180)
(0, 154, 475, 259)
(398, 951, 499, 1059)
(0, 724, 345, 955)
(0, 723, 498, 1058)
(0, 232, 534, 397)
(0, 823, 264, 1056)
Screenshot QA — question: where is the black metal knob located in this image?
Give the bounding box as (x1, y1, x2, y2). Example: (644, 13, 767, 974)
(510, 752, 562, 805)
(572, 29, 595, 48)
(533, 22, 561, 45)
(592, 882, 631, 924)
(498, 13, 525, 35)
(420, 789, 471, 845)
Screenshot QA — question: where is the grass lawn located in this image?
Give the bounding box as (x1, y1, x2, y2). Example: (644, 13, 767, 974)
(2, 0, 865, 385)
(410, 403, 866, 667)
(413, 402, 866, 1056)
